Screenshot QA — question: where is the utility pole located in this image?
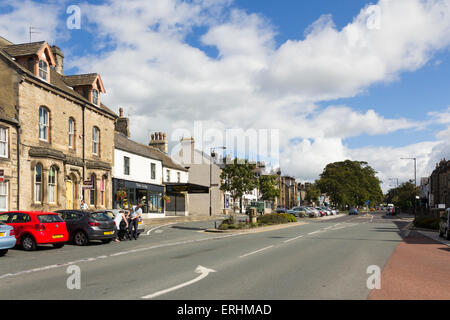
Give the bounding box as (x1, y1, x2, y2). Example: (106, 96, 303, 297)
(401, 157, 417, 218)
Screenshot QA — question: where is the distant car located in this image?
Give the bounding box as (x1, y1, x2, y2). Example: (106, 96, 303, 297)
(286, 207, 306, 218)
(108, 209, 145, 237)
(0, 220, 16, 256)
(439, 209, 450, 240)
(315, 207, 326, 217)
(307, 207, 321, 217)
(56, 210, 116, 246)
(276, 206, 287, 214)
(0, 211, 68, 251)
(349, 208, 358, 215)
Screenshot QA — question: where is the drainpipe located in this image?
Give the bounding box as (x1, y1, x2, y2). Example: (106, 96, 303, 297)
(16, 122, 20, 210)
(82, 104, 86, 201)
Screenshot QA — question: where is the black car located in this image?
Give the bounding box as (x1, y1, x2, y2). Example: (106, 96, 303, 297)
(439, 209, 450, 240)
(276, 206, 287, 213)
(56, 210, 116, 246)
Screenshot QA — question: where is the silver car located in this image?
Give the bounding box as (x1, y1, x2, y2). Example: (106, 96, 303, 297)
(0, 222, 16, 256)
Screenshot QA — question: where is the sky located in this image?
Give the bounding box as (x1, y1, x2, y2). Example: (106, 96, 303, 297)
(1, 0, 450, 192)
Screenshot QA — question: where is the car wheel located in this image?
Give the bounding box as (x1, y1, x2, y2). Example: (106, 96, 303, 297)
(53, 243, 65, 249)
(101, 239, 112, 244)
(74, 231, 89, 246)
(21, 235, 37, 251)
(0, 249, 8, 256)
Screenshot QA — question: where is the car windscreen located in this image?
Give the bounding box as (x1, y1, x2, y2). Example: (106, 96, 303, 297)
(90, 212, 113, 221)
(38, 214, 64, 223)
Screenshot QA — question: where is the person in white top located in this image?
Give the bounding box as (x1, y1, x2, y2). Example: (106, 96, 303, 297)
(113, 210, 128, 242)
(128, 203, 143, 240)
(80, 200, 88, 211)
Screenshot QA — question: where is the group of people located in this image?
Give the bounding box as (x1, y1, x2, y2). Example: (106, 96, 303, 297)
(113, 203, 143, 242)
(79, 199, 143, 242)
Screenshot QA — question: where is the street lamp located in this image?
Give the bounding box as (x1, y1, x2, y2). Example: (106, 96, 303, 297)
(401, 157, 417, 218)
(210, 146, 226, 216)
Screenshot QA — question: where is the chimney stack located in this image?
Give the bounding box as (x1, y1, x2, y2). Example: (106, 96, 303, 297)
(114, 107, 130, 137)
(149, 131, 168, 154)
(51, 45, 64, 75)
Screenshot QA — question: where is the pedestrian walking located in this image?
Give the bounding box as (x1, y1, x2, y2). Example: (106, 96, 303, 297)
(128, 203, 143, 240)
(113, 210, 128, 242)
(80, 199, 88, 211)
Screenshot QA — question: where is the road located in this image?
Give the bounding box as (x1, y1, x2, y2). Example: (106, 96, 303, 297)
(0, 212, 411, 299)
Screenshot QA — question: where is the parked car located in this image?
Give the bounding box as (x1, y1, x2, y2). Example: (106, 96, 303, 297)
(0, 220, 16, 256)
(286, 207, 305, 218)
(56, 210, 116, 246)
(0, 211, 68, 251)
(315, 207, 326, 217)
(276, 206, 287, 214)
(439, 209, 450, 240)
(108, 209, 145, 237)
(349, 208, 358, 215)
(320, 207, 333, 215)
(307, 207, 321, 217)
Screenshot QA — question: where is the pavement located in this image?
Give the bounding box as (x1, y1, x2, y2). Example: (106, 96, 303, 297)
(368, 230, 450, 300)
(0, 211, 448, 300)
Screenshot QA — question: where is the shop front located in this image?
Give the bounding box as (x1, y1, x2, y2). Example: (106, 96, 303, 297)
(113, 178, 164, 215)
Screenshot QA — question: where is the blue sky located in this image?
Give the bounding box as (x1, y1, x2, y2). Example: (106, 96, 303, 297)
(1, 0, 450, 189)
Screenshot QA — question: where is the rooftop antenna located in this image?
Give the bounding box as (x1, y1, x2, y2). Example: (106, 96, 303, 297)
(29, 26, 42, 43)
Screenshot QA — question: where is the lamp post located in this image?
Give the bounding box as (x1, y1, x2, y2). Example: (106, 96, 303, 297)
(401, 157, 417, 218)
(210, 146, 226, 216)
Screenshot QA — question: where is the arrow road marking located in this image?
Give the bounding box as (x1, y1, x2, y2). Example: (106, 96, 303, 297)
(141, 265, 216, 299)
(145, 223, 177, 235)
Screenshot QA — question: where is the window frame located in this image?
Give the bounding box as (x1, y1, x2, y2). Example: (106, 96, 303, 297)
(100, 176, 106, 207)
(0, 181, 8, 212)
(92, 89, 99, 106)
(39, 107, 49, 142)
(124, 156, 130, 175)
(35, 164, 43, 203)
(38, 59, 48, 81)
(151, 163, 156, 180)
(90, 174, 96, 206)
(0, 126, 8, 158)
(166, 169, 170, 182)
(68, 118, 75, 149)
(48, 166, 57, 204)
(92, 127, 100, 156)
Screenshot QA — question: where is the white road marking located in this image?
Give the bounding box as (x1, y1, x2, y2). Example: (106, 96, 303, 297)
(308, 230, 323, 235)
(0, 232, 247, 281)
(146, 223, 177, 235)
(141, 265, 216, 299)
(239, 245, 274, 258)
(284, 235, 304, 243)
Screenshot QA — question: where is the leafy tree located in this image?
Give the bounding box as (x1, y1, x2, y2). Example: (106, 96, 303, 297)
(258, 175, 280, 202)
(220, 158, 258, 213)
(305, 184, 321, 205)
(384, 181, 419, 212)
(316, 160, 383, 209)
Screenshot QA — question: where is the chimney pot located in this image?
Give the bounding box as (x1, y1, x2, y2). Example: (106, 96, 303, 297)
(119, 108, 123, 117)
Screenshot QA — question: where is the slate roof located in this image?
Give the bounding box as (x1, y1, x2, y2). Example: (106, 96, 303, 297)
(0, 37, 117, 119)
(114, 132, 188, 172)
(64, 73, 100, 87)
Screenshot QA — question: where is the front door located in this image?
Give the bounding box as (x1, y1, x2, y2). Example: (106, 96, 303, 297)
(66, 180, 73, 210)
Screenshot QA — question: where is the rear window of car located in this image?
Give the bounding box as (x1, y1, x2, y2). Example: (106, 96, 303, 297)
(90, 212, 112, 221)
(38, 214, 64, 223)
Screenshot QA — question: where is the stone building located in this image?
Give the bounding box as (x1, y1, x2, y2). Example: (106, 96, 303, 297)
(276, 175, 298, 209)
(0, 36, 117, 211)
(430, 159, 450, 209)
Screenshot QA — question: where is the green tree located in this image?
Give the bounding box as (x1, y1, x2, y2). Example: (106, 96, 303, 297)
(220, 158, 258, 213)
(258, 175, 280, 202)
(316, 160, 383, 209)
(384, 181, 419, 212)
(305, 184, 321, 205)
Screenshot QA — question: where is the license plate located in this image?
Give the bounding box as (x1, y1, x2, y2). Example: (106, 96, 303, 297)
(138, 222, 143, 225)
(104, 231, 113, 235)
(52, 235, 64, 239)
(0, 232, 5, 237)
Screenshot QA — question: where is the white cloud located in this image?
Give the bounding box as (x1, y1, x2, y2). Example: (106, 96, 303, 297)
(2, 0, 450, 193)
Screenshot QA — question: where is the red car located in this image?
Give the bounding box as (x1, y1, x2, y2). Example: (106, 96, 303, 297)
(0, 211, 68, 251)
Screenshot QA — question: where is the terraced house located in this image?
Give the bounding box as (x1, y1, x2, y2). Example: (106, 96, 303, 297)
(0, 36, 118, 211)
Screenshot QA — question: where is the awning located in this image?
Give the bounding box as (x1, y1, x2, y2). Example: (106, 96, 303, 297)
(165, 183, 209, 194)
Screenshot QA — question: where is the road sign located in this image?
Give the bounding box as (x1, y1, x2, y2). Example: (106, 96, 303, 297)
(365, 200, 370, 205)
(0, 170, 4, 183)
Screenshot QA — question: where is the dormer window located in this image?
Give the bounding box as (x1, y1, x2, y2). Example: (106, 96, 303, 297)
(92, 89, 99, 106)
(38, 60, 48, 81)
